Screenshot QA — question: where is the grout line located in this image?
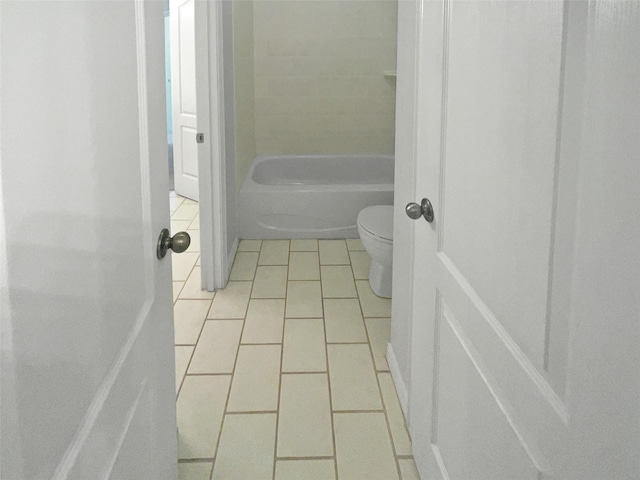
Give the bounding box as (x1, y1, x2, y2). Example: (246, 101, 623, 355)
(272, 243, 290, 480)
(319, 256, 340, 480)
(225, 410, 278, 415)
(397, 455, 415, 460)
(177, 458, 215, 463)
(185, 372, 234, 377)
(275, 456, 335, 461)
(279, 278, 328, 282)
(174, 297, 216, 303)
(332, 409, 386, 414)
(281, 370, 327, 375)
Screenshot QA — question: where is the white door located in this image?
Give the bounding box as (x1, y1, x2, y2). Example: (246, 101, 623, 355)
(170, 0, 199, 201)
(407, 1, 639, 479)
(1, 1, 178, 479)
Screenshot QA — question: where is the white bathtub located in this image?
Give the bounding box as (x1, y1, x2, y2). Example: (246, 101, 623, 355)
(239, 154, 394, 239)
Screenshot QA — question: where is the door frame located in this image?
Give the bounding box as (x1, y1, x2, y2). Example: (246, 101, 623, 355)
(195, 0, 228, 290)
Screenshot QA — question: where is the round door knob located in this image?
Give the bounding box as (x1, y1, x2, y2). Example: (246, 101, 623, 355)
(405, 198, 435, 223)
(157, 229, 191, 259)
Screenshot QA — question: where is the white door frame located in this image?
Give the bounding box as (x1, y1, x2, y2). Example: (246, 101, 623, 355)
(195, 0, 228, 290)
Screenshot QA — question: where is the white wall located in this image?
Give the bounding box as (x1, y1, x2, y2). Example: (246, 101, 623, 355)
(252, 0, 398, 156)
(233, 0, 256, 191)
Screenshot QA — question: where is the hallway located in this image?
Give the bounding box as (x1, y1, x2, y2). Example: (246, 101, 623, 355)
(169, 194, 419, 479)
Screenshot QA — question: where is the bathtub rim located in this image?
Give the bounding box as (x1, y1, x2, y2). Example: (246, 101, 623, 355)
(241, 153, 395, 192)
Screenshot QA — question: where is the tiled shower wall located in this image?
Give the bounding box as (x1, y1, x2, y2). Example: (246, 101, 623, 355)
(252, 0, 398, 156)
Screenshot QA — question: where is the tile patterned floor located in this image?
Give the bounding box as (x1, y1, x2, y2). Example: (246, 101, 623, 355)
(170, 194, 419, 480)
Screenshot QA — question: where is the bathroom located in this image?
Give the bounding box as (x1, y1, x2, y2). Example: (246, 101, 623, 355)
(169, 1, 413, 478)
(5, 0, 636, 477)
(232, 0, 397, 248)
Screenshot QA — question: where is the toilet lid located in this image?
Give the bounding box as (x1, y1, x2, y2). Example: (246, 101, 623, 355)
(357, 205, 394, 242)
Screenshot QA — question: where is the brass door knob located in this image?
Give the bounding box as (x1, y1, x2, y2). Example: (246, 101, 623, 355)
(157, 229, 191, 259)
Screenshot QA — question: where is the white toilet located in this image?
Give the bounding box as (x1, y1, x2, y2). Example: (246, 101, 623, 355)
(357, 205, 393, 298)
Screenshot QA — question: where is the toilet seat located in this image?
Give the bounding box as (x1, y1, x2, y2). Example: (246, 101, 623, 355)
(357, 206, 393, 243)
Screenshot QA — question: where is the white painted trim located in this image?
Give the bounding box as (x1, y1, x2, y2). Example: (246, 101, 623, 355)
(196, 0, 228, 290)
(387, 342, 409, 419)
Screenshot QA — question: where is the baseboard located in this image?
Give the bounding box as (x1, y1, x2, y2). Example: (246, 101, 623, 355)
(387, 342, 409, 420)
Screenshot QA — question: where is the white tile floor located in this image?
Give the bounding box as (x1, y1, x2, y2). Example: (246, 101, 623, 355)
(170, 194, 419, 480)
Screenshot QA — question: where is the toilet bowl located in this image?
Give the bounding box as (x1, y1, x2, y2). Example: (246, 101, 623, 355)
(357, 205, 393, 298)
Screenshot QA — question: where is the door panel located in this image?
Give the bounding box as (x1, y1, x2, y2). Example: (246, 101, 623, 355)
(411, 2, 568, 479)
(0, 1, 177, 478)
(436, 304, 539, 480)
(171, 0, 199, 201)
(180, 125, 199, 178)
(442, 1, 564, 369)
(408, 1, 625, 479)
